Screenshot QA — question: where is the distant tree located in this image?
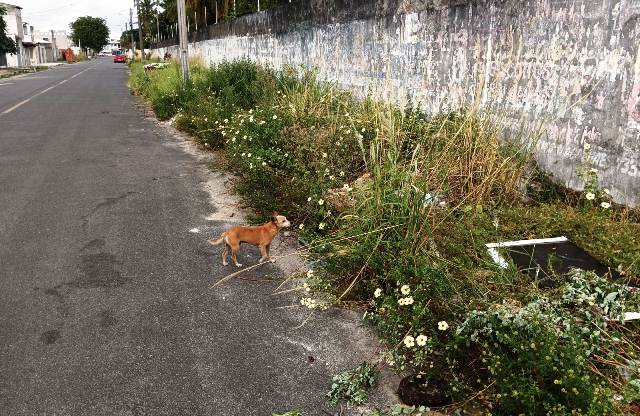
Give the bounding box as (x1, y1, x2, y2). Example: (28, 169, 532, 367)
(70, 16, 109, 53)
(0, 5, 17, 55)
(119, 29, 136, 50)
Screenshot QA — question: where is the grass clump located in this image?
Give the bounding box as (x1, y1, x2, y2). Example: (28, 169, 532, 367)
(130, 60, 640, 414)
(327, 362, 379, 406)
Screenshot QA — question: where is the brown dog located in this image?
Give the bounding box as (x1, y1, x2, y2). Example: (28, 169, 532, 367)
(207, 212, 291, 267)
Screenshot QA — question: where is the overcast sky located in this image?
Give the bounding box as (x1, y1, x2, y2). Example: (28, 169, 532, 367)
(12, 0, 133, 38)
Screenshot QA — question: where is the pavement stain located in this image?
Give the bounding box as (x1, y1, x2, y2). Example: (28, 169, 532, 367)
(82, 238, 106, 251)
(82, 192, 140, 229)
(72, 252, 127, 289)
(98, 310, 118, 328)
(40, 329, 61, 345)
(44, 287, 62, 298)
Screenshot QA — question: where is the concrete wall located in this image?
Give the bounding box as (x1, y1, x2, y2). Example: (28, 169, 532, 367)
(156, 0, 640, 206)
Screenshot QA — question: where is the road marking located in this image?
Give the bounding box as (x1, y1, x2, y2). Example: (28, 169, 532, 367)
(0, 83, 14, 86)
(0, 65, 95, 115)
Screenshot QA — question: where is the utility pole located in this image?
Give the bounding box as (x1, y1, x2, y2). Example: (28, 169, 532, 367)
(177, 0, 189, 82)
(129, 9, 136, 55)
(156, 5, 160, 49)
(135, 0, 144, 60)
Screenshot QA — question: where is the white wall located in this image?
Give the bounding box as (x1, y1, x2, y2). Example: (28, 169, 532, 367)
(155, 0, 640, 207)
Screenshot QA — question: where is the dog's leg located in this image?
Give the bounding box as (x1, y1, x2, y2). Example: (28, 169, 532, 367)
(266, 244, 275, 263)
(221, 244, 229, 266)
(258, 245, 269, 263)
(230, 244, 242, 267)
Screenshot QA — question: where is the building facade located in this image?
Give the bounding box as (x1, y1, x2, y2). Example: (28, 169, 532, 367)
(0, 2, 25, 67)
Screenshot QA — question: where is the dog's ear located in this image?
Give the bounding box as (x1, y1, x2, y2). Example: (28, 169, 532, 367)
(271, 211, 279, 222)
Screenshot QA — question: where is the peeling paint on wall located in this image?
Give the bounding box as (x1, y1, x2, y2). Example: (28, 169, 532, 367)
(156, 0, 640, 206)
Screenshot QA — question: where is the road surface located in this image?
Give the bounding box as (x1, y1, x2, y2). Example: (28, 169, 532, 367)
(0, 60, 380, 415)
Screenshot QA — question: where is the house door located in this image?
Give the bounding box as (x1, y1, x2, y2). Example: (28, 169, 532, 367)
(0, 54, 7, 67)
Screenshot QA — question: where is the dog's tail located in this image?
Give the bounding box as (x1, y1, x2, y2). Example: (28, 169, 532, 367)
(207, 233, 227, 246)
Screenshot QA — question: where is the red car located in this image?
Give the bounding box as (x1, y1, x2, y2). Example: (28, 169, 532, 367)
(113, 54, 126, 63)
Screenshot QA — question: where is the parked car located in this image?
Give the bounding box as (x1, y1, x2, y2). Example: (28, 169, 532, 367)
(113, 54, 126, 63)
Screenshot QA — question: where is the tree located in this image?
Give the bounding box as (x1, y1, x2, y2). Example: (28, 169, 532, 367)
(119, 29, 136, 50)
(0, 5, 17, 56)
(70, 16, 109, 53)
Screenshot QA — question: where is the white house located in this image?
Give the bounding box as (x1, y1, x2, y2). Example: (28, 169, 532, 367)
(21, 23, 54, 65)
(101, 38, 121, 54)
(0, 2, 25, 67)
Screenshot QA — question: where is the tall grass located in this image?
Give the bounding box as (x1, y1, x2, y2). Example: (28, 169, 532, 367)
(130, 60, 640, 414)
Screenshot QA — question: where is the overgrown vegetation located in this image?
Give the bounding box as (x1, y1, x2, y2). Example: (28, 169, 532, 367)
(130, 60, 640, 415)
(327, 362, 379, 406)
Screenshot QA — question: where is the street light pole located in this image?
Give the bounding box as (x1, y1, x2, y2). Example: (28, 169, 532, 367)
(177, 0, 189, 82)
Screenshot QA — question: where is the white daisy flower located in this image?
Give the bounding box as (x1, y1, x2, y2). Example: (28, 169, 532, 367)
(307, 197, 312, 202)
(603, 188, 610, 195)
(339, 171, 345, 177)
(298, 223, 304, 230)
(600, 202, 611, 209)
(404, 296, 414, 305)
(272, 115, 278, 120)
(585, 192, 595, 200)
(416, 334, 428, 347)
(374, 288, 382, 298)
(438, 321, 449, 331)
(318, 199, 324, 206)
(403, 335, 415, 348)
(400, 285, 410, 295)
(318, 222, 326, 230)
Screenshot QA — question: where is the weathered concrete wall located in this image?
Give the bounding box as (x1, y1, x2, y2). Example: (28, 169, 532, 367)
(156, 0, 640, 206)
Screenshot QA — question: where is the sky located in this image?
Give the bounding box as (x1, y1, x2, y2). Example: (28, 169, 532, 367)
(11, 0, 134, 38)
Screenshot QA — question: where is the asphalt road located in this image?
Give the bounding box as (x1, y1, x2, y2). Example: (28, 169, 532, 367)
(0, 59, 381, 415)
